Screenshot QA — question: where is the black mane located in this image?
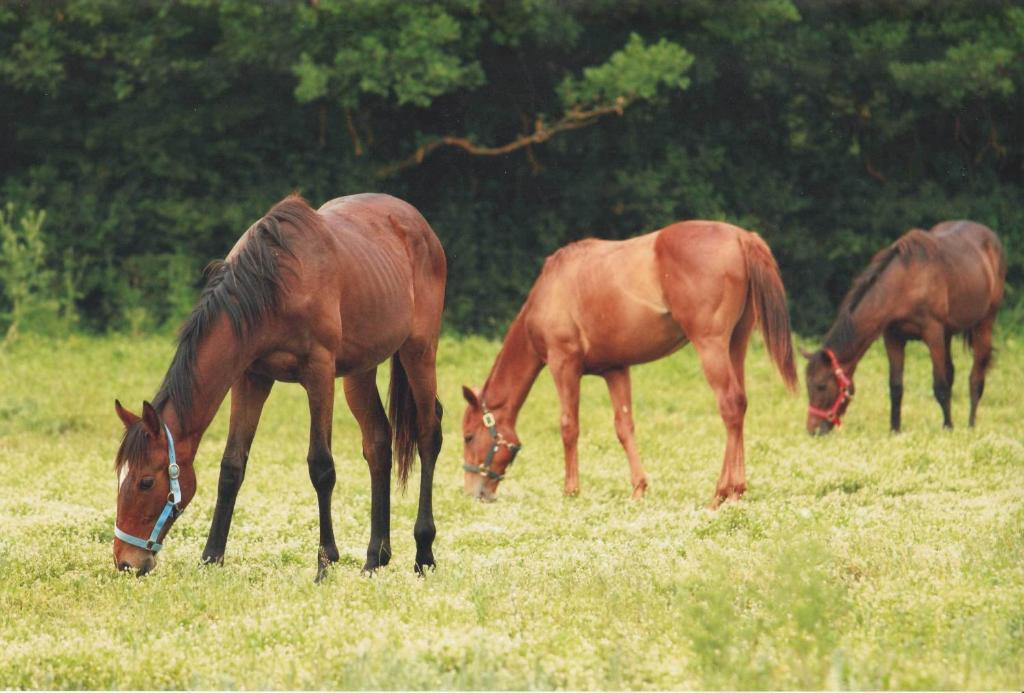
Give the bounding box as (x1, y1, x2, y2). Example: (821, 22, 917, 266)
(824, 229, 937, 353)
(116, 195, 318, 472)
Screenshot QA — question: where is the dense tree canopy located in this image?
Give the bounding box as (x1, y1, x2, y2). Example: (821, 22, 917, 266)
(1, 0, 1021, 334)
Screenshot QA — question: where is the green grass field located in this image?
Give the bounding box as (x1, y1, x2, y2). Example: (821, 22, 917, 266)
(1, 332, 1022, 689)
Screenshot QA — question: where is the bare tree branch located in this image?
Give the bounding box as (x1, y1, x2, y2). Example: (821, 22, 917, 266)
(375, 97, 629, 179)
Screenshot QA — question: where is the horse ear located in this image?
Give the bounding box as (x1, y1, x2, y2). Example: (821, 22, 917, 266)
(461, 385, 480, 408)
(140, 401, 161, 439)
(114, 399, 141, 429)
(798, 347, 814, 360)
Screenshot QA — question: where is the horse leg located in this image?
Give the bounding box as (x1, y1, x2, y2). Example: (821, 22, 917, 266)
(923, 325, 954, 429)
(549, 353, 583, 496)
(398, 342, 443, 573)
(343, 369, 393, 573)
(201, 372, 273, 565)
(603, 367, 648, 499)
(968, 317, 995, 427)
(883, 329, 906, 433)
(300, 351, 340, 582)
(692, 336, 747, 508)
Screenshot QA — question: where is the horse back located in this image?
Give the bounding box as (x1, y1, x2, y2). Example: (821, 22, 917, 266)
(272, 194, 443, 372)
(928, 221, 1005, 320)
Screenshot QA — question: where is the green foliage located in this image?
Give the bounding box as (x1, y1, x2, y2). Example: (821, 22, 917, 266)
(0, 1, 1021, 335)
(292, 1, 485, 108)
(1, 334, 1023, 687)
(0, 205, 56, 340)
(558, 34, 693, 109)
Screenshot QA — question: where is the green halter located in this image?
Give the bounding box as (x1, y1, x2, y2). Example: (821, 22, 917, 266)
(463, 403, 521, 481)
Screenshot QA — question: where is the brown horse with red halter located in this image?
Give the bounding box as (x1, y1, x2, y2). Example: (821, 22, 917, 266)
(461, 220, 797, 507)
(113, 194, 446, 580)
(804, 220, 1005, 434)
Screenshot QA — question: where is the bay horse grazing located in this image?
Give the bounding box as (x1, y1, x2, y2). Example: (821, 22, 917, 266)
(113, 194, 446, 580)
(804, 221, 1004, 435)
(461, 221, 797, 507)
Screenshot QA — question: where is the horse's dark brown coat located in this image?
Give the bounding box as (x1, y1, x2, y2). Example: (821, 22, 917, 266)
(805, 220, 1005, 434)
(114, 194, 446, 578)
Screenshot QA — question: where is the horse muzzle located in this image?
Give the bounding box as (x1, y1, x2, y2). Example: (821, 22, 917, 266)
(463, 472, 498, 502)
(114, 547, 156, 577)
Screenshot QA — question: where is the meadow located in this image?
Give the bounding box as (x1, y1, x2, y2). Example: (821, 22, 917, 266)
(0, 331, 1022, 689)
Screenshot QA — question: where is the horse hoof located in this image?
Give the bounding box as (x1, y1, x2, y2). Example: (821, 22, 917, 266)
(200, 554, 224, 566)
(564, 487, 580, 497)
(414, 558, 435, 576)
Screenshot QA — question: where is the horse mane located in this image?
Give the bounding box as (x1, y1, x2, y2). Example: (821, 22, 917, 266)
(824, 228, 937, 352)
(116, 194, 318, 472)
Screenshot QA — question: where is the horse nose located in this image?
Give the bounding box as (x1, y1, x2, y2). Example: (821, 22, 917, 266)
(116, 556, 156, 576)
(136, 558, 155, 577)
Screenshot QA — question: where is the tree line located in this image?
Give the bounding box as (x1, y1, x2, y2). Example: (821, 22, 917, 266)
(1, 0, 1021, 337)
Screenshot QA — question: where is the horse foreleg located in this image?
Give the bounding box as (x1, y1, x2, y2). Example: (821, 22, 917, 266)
(549, 354, 583, 496)
(883, 329, 906, 433)
(603, 368, 648, 499)
(693, 337, 747, 508)
(301, 351, 339, 582)
(398, 343, 443, 574)
(923, 326, 954, 429)
(343, 369, 393, 574)
(968, 317, 995, 427)
(201, 372, 273, 565)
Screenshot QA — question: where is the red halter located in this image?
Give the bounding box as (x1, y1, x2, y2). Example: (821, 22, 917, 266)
(807, 348, 853, 427)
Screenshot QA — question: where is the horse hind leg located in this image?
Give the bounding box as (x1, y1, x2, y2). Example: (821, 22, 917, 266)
(693, 333, 748, 509)
(968, 317, 995, 427)
(201, 372, 274, 565)
(397, 341, 443, 574)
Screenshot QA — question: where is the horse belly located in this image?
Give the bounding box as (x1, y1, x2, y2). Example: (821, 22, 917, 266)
(581, 305, 686, 370)
(334, 289, 414, 374)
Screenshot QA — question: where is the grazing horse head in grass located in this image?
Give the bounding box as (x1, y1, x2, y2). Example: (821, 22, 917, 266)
(802, 347, 854, 436)
(113, 400, 197, 576)
(461, 386, 522, 501)
(463, 221, 797, 507)
(804, 221, 1004, 435)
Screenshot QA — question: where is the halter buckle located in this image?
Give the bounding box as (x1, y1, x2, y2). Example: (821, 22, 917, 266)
(168, 463, 180, 480)
(482, 412, 495, 428)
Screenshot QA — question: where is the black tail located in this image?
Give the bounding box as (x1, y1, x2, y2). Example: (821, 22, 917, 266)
(388, 354, 418, 490)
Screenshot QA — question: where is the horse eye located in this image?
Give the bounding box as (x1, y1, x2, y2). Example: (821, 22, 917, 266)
(139, 477, 155, 491)
(816, 384, 827, 392)
(463, 434, 474, 443)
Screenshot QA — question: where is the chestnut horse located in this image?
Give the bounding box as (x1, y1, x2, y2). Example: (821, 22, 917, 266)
(804, 220, 1004, 434)
(461, 221, 797, 507)
(113, 194, 446, 580)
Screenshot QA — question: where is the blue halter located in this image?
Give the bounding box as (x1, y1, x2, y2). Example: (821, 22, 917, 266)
(114, 423, 183, 553)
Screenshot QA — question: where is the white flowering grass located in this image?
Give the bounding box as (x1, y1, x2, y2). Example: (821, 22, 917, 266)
(0, 332, 1021, 689)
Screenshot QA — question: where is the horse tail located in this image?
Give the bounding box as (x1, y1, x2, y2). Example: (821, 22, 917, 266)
(742, 232, 798, 391)
(388, 353, 417, 490)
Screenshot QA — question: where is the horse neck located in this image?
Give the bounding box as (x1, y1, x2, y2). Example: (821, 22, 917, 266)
(825, 283, 895, 374)
(159, 316, 254, 463)
(481, 310, 544, 427)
